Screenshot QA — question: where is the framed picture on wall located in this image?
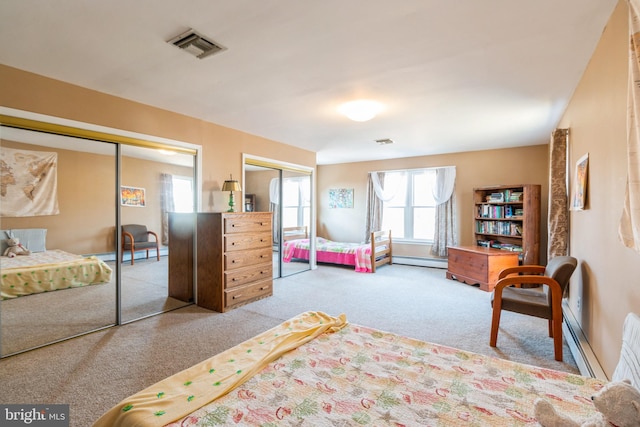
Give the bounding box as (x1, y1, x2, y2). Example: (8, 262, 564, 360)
(571, 153, 589, 210)
(121, 186, 146, 207)
(329, 188, 354, 208)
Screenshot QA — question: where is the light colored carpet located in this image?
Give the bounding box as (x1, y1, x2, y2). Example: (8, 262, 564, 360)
(0, 264, 579, 427)
(0, 256, 189, 356)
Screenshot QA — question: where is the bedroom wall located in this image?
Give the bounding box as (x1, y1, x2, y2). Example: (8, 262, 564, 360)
(317, 144, 549, 262)
(0, 139, 191, 254)
(556, 0, 640, 378)
(0, 64, 316, 212)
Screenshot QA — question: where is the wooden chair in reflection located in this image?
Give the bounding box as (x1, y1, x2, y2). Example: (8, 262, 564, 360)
(121, 224, 160, 265)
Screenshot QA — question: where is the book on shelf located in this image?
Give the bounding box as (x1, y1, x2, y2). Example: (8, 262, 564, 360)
(489, 192, 504, 202)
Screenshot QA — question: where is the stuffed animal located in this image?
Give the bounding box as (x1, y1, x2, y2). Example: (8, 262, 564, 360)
(534, 379, 640, 427)
(3, 235, 31, 258)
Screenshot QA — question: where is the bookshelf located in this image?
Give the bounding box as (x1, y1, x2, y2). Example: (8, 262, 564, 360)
(473, 184, 541, 265)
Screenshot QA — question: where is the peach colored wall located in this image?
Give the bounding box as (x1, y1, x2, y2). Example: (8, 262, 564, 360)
(245, 169, 279, 213)
(317, 145, 549, 262)
(0, 65, 316, 212)
(0, 139, 191, 253)
(557, 0, 639, 378)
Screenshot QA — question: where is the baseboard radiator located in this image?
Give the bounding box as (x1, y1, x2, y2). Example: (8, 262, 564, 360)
(392, 256, 448, 269)
(94, 247, 169, 262)
(562, 303, 608, 380)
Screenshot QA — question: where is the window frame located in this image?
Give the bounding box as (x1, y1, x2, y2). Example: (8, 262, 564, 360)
(381, 168, 438, 243)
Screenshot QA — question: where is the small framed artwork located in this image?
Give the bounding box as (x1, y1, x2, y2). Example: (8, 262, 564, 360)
(329, 188, 354, 208)
(121, 186, 146, 207)
(571, 153, 589, 210)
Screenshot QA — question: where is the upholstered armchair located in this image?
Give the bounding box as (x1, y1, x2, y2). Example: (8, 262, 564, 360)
(121, 224, 160, 265)
(490, 256, 577, 361)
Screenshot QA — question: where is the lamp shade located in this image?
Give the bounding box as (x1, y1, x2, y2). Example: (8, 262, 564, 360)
(222, 180, 241, 192)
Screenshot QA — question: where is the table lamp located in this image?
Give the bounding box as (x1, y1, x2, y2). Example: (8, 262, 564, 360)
(222, 175, 241, 212)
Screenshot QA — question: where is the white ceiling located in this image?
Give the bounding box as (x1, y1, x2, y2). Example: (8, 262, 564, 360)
(0, 1, 617, 165)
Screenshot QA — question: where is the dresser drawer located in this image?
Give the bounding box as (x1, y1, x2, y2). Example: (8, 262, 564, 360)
(225, 263, 272, 289)
(225, 279, 272, 308)
(225, 247, 272, 270)
(225, 232, 271, 252)
(224, 214, 271, 234)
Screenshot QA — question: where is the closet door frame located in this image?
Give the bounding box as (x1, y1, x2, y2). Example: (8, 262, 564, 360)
(243, 154, 316, 275)
(0, 109, 202, 356)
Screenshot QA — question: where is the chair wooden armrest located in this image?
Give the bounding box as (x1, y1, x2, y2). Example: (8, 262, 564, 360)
(122, 231, 134, 244)
(498, 264, 546, 279)
(147, 231, 159, 242)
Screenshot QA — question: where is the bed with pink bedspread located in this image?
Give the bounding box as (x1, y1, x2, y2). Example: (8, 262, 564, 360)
(283, 229, 392, 273)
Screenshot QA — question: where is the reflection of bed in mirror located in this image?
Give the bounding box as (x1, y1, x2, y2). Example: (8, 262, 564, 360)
(0, 228, 113, 300)
(283, 227, 392, 272)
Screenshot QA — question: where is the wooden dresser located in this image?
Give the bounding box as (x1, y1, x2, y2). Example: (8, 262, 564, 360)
(446, 245, 519, 292)
(196, 212, 273, 312)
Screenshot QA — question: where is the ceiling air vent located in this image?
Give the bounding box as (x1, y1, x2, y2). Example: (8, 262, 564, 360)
(375, 138, 394, 145)
(168, 29, 226, 59)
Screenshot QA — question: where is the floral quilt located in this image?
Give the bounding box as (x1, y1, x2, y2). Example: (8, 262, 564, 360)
(169, 318, 602, 426)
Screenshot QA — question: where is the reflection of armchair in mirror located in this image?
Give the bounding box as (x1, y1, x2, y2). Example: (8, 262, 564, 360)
(121, 224, 160, 265)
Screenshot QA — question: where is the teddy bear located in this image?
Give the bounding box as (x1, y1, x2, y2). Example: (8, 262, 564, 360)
(3, 236, 31, 258)
(534, 379, 640, 427)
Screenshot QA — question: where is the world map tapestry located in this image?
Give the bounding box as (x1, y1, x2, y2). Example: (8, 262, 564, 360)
(0, 147, 59, 217)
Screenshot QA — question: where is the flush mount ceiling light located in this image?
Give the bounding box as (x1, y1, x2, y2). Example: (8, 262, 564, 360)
(338, 100, 384, 122)
(168, 29, 226, 59)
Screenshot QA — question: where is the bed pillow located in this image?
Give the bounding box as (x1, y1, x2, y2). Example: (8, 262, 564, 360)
(612, 312, 640, 391)
(0, 228, 47, 254)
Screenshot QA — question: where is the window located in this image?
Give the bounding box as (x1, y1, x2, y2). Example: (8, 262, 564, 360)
(171, 175, 194, 212)
(381, 169, 437, 241)
(282, 176, 311, 229)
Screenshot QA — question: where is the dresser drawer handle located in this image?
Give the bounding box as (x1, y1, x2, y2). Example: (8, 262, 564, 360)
(231, 242, 235, 246)
(233, 294, 242, 299)
(260, 286, 268, 290)
(260, 222, 266, 226)
(231, 224, 236, 227)
(231, 260, 237, 263)
(232, 278, 238, 281)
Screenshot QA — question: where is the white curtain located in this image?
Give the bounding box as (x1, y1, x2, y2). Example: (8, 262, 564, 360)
(270, 178, 280, 243)
(371, 171, 401, 202)
(365, 173, 385, 242)
(430, 167, 457, 257)
(620, 0, 640, 253)
(160, 173, 174, 245)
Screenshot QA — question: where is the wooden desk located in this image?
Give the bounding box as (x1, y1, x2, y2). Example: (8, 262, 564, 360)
(446, 245, 520, 292)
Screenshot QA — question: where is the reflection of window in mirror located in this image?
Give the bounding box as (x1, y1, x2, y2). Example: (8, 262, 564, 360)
(172, 175, 194, 212)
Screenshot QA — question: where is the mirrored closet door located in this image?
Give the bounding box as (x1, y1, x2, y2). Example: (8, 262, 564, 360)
(0, 126, 118, 357)
(244, 158, 312, 278)
(120, 145, 196, 323)
(0, 117, 199, 357)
